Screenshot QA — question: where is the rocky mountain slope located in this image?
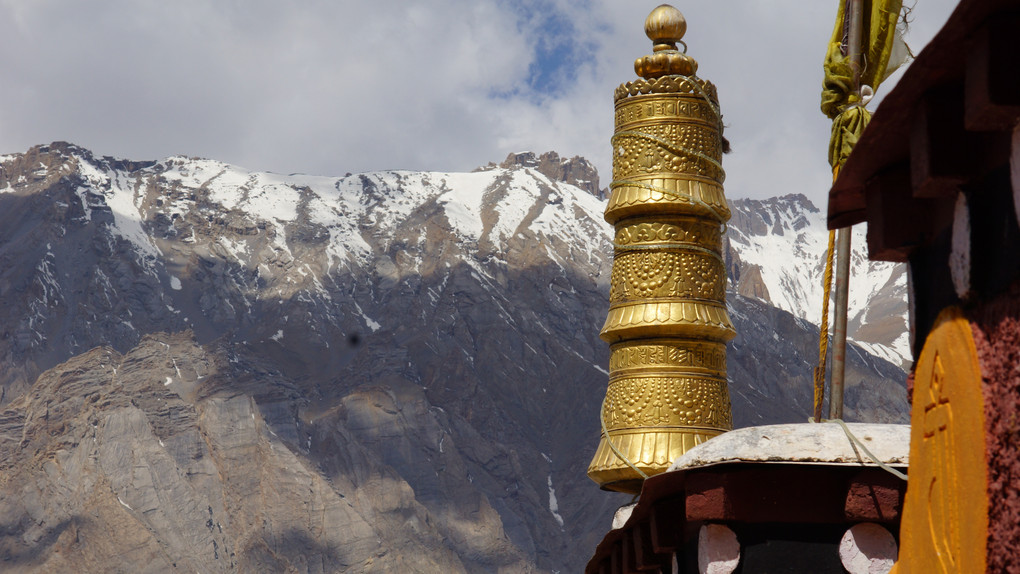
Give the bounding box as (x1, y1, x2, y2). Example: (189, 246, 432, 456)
(726, 194, 909, 368)
(0, 143, 909, 572)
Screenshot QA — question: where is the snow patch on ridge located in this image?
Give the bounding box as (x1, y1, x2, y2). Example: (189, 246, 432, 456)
(308, 179, 371, 268)
(547, 474, 564, 528)
(728, 196, 909, 365)
(528, 172, 612, 259)
(75, 155, 162, 267)
(436, 171, 495, 242)
(488, 170, 540, 244)
(160, 159, 251, 211)
(354, 301, 382, 332)
(242, 172, 301, 221)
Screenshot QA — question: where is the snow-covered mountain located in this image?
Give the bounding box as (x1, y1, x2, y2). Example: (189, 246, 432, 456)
(727, 194, 910, 367)
(0, 144, 908, 572)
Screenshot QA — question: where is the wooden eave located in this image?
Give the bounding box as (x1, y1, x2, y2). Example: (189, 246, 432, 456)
(584, 463, 906, 574)
(828, 0, 1020, 260)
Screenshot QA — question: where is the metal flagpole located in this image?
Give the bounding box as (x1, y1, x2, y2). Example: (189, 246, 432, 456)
(829, 0, 864, 420)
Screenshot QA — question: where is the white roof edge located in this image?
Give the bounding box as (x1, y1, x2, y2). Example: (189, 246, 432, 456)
(667, 422, 911, 472)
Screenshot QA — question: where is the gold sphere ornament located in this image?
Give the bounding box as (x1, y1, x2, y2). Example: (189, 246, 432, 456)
(633, 5, 698, 79)
(645, 4, 686, 51)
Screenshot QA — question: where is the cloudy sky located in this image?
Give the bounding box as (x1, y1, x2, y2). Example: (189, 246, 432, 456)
(0, 0, 958, 205)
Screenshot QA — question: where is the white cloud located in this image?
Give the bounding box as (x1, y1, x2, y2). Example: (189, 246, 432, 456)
(0, 0, 959, 206)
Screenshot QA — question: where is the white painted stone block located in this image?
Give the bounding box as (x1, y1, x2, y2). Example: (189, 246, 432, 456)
(839, 522, 897, 574)
(612, 502, 636, 530)
(698, 523, 739, 574)
(950, 192, 972, 299)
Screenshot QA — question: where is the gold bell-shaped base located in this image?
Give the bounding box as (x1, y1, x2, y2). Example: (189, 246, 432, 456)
(587, 339, 733, 492)
(587, 427, 725, 493)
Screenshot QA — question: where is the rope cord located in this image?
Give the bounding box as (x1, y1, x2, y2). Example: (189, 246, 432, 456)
(684, 73, 723, 128)
(813, 227, 837, 421)
(827, 418, 909, 481)
(611, 241, 724, 264)
(609, 71, 729, 223)
(611, 130, 726, 179)
(600, 394, 649, 480)
(608, 179, 729, 226)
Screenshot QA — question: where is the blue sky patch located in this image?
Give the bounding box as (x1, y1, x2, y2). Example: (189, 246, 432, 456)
(493, 0, 598, 100)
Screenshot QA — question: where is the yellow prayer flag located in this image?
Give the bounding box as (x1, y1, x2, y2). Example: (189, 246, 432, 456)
(821, 0, 908, 168)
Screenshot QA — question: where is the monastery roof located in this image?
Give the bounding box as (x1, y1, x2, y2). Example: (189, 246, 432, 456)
(667, 422, 909, 471)
(828, 0, 1020, 232)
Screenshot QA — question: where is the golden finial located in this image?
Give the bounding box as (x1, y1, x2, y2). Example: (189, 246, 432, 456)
(646, 4, 686, 51)
(589, 3, 730, 493)
(634, 4, 697, 79)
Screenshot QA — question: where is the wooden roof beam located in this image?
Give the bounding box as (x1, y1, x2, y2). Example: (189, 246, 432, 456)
(965, 13, 1020, 132)
(911, 86, 976, 199)
(865, 165, 955, 262)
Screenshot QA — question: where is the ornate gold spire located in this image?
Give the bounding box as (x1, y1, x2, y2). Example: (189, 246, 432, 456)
(588, 5, 734, 494)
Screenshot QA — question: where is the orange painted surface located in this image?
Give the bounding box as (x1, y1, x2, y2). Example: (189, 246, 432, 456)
(895, 307, 988, 573)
